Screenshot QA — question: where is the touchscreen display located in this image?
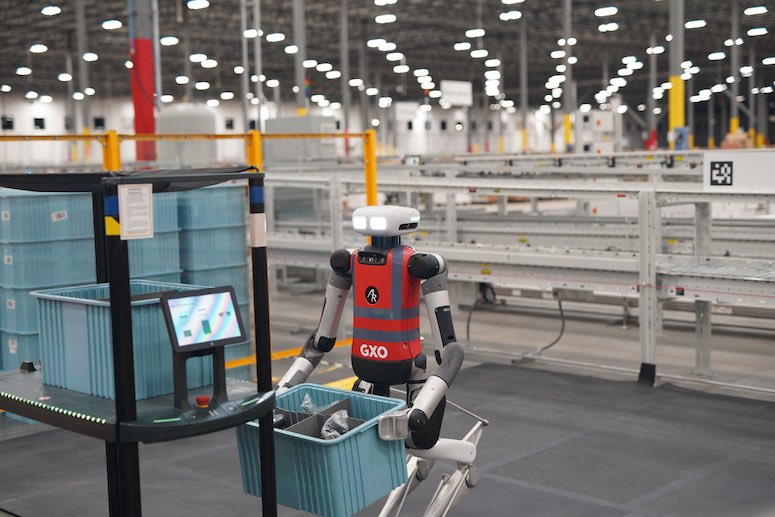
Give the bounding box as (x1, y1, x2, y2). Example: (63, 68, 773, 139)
(166, 291, 243, 347)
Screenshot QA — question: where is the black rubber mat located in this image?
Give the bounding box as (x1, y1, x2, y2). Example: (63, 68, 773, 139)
(3, 364, 775, 516)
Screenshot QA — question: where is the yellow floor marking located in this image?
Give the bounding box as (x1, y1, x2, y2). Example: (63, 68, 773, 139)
(225, 338, 352, 370)
(323, 375, 359, 390)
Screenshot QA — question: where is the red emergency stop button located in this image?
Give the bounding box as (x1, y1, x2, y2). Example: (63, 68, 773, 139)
(195, 395, 210, 408)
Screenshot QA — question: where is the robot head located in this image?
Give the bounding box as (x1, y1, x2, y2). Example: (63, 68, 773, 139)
(352, 205, 421, 237)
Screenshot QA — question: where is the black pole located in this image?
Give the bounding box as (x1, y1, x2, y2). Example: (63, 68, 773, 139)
(249, 174, 278, 516)
(104, 185, 142, 516)
(92, 192, 108, 283)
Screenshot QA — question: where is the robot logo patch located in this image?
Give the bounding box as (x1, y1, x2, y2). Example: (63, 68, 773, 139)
(365, 286, 379, 304)
(710, 161, 733, 186)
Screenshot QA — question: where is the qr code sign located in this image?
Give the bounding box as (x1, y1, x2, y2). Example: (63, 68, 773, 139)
(710, 161, 733, 186)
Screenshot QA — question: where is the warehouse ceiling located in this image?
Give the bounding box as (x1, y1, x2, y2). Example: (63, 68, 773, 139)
(1, 0, 774, 113)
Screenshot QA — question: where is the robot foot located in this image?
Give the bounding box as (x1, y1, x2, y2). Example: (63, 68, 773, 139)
(379, 420, 486, 517)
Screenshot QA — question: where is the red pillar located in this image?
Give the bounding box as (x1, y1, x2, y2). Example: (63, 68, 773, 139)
(129, 0, 156, 161)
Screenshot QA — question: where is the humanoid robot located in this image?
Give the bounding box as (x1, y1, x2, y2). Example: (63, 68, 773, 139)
(277, 205, 484, 516)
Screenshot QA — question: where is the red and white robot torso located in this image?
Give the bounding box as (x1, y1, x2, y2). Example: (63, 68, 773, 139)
(350, 245, 422, 385)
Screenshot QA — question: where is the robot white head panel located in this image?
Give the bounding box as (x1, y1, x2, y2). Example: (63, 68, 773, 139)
(352, 205, 421, 237)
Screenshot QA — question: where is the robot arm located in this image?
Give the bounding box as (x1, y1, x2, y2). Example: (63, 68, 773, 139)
(276, 249, 352, 392)
(405, 253, 465, 431)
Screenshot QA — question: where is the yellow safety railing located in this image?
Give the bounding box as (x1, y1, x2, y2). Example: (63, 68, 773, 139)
(0, 129, 379, 205)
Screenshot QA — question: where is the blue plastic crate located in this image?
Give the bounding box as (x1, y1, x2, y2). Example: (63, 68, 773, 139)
(237, 384, 407, 517)
(0, 330, 39, 372)
(0, 189, 93, 243)
(128, 230, 182, 277)
(179, 225, 247, 270)
(182, 264, 249, 304)
(0, 239, 96, 289)
(0, 190, 178, 243)
(0, 286, 47, 333)
(135, 271, 182, 284)
(150, 192, 180, 233)
(32, 280, 212, 400)
(178, 183, 247, 230)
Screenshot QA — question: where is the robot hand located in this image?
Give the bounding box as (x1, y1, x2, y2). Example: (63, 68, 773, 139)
(276, 333, 324, 392)
(378, 408, 411, 440)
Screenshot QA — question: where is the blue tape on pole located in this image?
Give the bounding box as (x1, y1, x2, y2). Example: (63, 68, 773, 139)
(249, 186, 264, 204)
(104, 195, 119, 216)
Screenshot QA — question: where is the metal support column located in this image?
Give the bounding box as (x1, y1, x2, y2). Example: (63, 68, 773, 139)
(248, 176, 278, 517)
(708, 89, 715, 148)
(638, 190, 658, 386)
(694, 202, 712, 374)
(748, 44, 756, 145)
(646, 35, 657, 149)
(668, 0, 685, 150)
(562, 0, 574, 152)
(65, 33, 76, 136)
(757, 85, 767, 146)
(497, 54, 504, 153)
(730, 0, 740, 134)
(253, 0, 264, 130)
(445, 193, 458, 242)
(359, 30, 369, 133)
(240, 0, 250, 130)
(687, 77, 694, 148)
(292, 0, 307, 114)
(340, 0, 352, 154)
(128, 0, 157, 160)
(520, 17, 528, 152)
(151, 0, 161, 112)
(180, 17, 194, 99)
(104, 186, 142, 516)
(75, 0, 90, 134)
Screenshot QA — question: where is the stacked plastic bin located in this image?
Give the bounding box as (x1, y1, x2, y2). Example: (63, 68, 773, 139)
(178, 182, 251, 362)
(33, 280, 212, 400)
(0, 189, 96, 371)
(0, 190, 182, 372)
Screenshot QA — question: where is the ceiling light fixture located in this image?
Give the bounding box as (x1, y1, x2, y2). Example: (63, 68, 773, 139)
(595, 6, 618, 17)
(102, 19, 122, 30)
(41, 5, 61, 16)
(375, 14, 397, 24)
(685, 19, 706, 29)
(187, 0, 209, 10)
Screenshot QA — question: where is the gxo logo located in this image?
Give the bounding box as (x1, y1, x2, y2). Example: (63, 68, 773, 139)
(360, 344, 388, 359)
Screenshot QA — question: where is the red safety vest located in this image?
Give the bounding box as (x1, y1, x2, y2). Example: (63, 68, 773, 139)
(351, 245, 422, 363)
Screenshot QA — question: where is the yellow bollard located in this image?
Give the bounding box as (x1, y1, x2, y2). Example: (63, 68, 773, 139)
(246, 130, 263, 170)
(364, 129, 378, 206)
(101, 130, 121, 171)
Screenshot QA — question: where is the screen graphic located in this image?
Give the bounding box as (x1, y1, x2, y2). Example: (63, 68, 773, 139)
(166, 291, 242, 348)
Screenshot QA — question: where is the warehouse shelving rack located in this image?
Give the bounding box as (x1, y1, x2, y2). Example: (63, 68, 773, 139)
(0, 166, 278, 517)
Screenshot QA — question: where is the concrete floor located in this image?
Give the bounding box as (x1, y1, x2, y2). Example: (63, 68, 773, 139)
(3, 288, 775, 516)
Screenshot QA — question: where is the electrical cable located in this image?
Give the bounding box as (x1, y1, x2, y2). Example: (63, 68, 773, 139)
(533, 297, 565, 355)
(465, 284, 566, 354)
(465, 283, 496, 342)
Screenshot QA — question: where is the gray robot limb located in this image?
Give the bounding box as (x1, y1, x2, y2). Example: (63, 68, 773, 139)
(277, 251, 352, 393)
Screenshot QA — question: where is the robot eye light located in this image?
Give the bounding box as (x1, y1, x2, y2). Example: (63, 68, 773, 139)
(353, 216, 367, 230)
(369, 217, 388, 231)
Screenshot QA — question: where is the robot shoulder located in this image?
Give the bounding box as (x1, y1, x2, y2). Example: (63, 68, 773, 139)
(329, 248, 354, 274)
(407, 252, 446, 279)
